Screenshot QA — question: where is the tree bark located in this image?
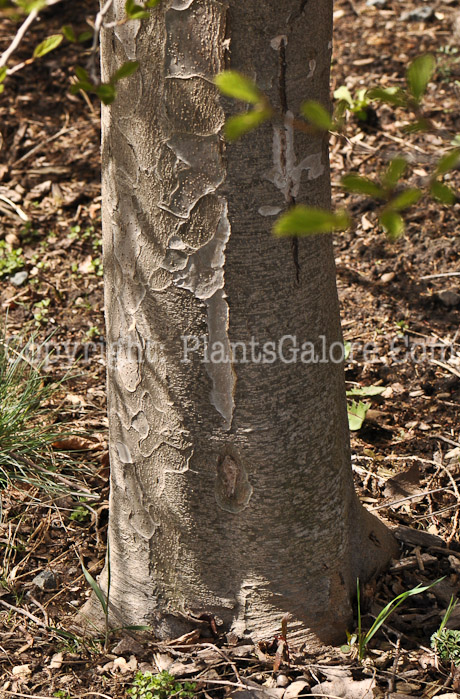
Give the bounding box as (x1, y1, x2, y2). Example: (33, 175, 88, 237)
(93, 0, 398, 647)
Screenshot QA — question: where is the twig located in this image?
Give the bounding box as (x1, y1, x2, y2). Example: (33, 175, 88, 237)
(371, 482, 460, 511)
(421, 272, 460, 280)
(431, 359, 460, 380)
(0, 194, 29, 221)
(0, 598, 47, 628)
(88, 0, 116, 83)
(13, 125, 76, 166)
(0, 0, 64, 69)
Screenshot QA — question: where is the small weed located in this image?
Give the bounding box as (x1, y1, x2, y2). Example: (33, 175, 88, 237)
(128, 670, 196, 699)
(70, 503, 90, 522)
(342, 577, 443, 660)
(33, 298, 51, 325)
(84, 326, 102, 341)
(431, 596, 460, 665)
(0, 241, 25, 278)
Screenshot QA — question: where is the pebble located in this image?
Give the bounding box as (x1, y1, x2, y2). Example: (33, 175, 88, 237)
(437, 289, 460, 306)
(366, 0, 388, 7)
(32, 570, 57, 590)
(9, 270, 28, 287)
(380, 272, 395, 283)
(401, 6, 435, 21)
(276, 675, 290, 688)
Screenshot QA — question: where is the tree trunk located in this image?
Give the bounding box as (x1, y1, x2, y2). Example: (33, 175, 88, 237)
(94, 0, 398, 647)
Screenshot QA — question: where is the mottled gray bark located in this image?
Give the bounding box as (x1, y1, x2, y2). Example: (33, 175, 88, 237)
(94, 0, 398, 647)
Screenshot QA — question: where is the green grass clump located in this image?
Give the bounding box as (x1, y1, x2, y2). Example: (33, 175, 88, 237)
(0, 324, 92, 496)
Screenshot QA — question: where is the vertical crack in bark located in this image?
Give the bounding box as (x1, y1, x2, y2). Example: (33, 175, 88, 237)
(278, 38, 300, 284)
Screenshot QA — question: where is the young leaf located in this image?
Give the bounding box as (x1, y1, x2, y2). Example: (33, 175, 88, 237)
(125, 0, 149, 18)
(274, 206, 350, 236)
(111, 60, 140, 83)
(61, 24, 77, 42)
(74, 66, 90, 83)
(224, 108, 271, 140)
(81, 559, 107, 615)
(406, 53, 436, 102)
(348, 400, 370, 431)
(368, 86, 407, 107)
(333, 85, 353, 106)
(436, 149, 460, 176)
(301, 100, 333, 130)
(341, 173, 385, 198)
(78, 31, 93, 43)
(346, 385, 385, 397)
(33, 34, 63, 58)
(390, 188, 422, 211)
(382, 157, 407, 189)
(0, 66, 7, 84)
(96, 83, 117, 105)
(16, 0, 47, 12)
(215, 71, 263, 104)
(380, 210, 405, 240)
(430, 180, 456, 205)
(145, 0, 160, 5)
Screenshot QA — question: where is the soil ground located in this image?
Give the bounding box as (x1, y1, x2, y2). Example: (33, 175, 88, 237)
(0, 0, 460, 697)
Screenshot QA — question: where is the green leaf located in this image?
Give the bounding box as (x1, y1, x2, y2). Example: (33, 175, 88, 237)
(382, 157, 407, 189)
(300, 100, 333, 130)
(274, 206, 350, 237)
(380, 210, 405, 240)
(145, 0, 160, 5)
(61, 24, 77, 42)
(80, 559, 107, 615)
(430, 180, 456, 205)
(215, 71, 263, 104)
(390, 188, 422, 211)
(96, 83, 117, 104)
(341, 173, 385, 198)
(347, 400, 370, 431)
(33, 34, 63, 58)
(78, 31, 93, 43)
(346, 385, 385, 397)
(368, 86, 407, 107)
(125, 0, 149, 18)
(15, 0, 47, 12)
(436, 149, 460, 176)
(111, 60, 139, 83)
(407, 53, 436, 102)
(0, 67, 7, 84)
(74, 66, 90, 83)
(224, 108, 271, 140)
(333, 85, 353, 106)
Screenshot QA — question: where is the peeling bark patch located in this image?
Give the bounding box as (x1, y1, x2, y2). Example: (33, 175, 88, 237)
(165, 1, 226, 80)
(215, 451, 253, 513)
(173, 202, 235, 429)
(116, 441, 133, 464)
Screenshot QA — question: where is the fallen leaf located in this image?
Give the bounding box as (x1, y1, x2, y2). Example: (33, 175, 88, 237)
(52, 436, 100, 451)
(383, 462, 424, 507)
(284, 680, 310, 698)
(311, 674, 375, 698)
(49, 652, 63, 669)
